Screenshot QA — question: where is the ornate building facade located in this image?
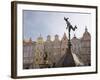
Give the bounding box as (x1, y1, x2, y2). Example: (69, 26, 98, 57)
(33, 35, 45, 68)
(52, 34, 61, 66)
(23, 38, 34, 69)
(23, 27, 91, 69)
(80, 27, 91, 66)
(60, 33, 68, 58)
(44, 35, 54, 67)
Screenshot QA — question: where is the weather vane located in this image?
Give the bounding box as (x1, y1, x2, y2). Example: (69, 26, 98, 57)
(64, 17, 77, 50)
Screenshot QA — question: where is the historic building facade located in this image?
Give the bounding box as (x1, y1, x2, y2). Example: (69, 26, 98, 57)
(44, 35, 54, 67)
(80, 27, 91, 66)
(23, 27, 91, 69)
(23, 38, 34, 69)
(60, 33, 68, 58)
(33, 35, 45, 68)
(52, 34, 61, 66)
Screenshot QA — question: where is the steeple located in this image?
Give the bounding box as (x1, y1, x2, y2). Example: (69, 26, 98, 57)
(63, 32, 67, 38)
(47, 35, 51, 41)
(74, 34, 76, 38)
(85, 26, 88, 32)
(55, 34, 59, 40)
(82, 26, 91, 40)
(62, 32, 68, 41)
(38, 34, 43, 40)
(40, 33, 41, 37)
(37, 34, 44, 44)
(64, 32, 66, 36)
(29, 37, 32, 42)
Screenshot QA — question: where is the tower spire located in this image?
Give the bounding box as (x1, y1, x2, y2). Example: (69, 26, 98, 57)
(85, 26, 88, 32)
(29, 37, 32, 42)
(74, 34, 76, 38)
(40, 33, 41, 37)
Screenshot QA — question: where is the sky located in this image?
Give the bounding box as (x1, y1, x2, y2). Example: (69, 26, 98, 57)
(23, 10, 91, 41)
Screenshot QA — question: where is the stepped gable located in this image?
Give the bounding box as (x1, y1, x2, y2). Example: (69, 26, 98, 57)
(60, 33, 68, 57)
(61, 32, 68, 44)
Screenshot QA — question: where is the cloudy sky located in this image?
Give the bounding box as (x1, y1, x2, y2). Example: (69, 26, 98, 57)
(23, 10, 91, 41)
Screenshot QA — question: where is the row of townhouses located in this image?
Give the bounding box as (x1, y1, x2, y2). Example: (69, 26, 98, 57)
(23, 27, 91, 69)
